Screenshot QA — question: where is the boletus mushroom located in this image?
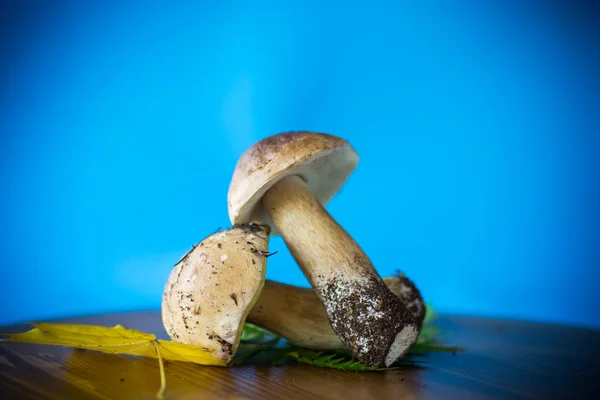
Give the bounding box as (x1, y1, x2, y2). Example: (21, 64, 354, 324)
(161, 224, 270, 366)
(162, 224, 424, 360)
(228, 131, 420, 367)
(249, 273, 426, 350)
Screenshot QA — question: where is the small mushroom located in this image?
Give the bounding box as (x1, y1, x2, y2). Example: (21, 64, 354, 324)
(161, 223, 270, 366)
(248, 273, 426, 350)
(228, 131, 419, 366)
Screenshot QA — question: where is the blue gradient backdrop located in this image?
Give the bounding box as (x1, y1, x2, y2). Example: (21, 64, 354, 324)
(1, 1, 598, 328)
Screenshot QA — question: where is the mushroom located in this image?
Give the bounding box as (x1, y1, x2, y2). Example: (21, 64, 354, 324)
(161, 223, 270, 366)
(162, 223, 425, 363)
(249, 273, 426, 350)
(228, 131, 420, 366)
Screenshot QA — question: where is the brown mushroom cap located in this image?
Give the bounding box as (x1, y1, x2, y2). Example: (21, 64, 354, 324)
(161, 224, 270, 366)
(227, 131, 359, 235)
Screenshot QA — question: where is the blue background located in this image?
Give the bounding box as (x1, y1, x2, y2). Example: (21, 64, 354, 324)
(1, 0, 598, 328)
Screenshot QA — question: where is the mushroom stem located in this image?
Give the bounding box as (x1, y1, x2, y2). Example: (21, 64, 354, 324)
(249, 280, 337, 349)
(248, 275, 425, 351)
(263, 175, 370, 283)
(262, 175, 419, 367)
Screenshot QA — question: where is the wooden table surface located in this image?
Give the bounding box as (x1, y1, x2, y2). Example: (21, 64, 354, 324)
(0, 311, 598, 399)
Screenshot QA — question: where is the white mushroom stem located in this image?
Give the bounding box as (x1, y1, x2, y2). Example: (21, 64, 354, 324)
(262, 175, 420, 367)
(248, 275, 425, 350)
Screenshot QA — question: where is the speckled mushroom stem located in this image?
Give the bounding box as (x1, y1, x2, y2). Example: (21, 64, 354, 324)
(248, 275, 425, 351)
(262, 175, 420, 367)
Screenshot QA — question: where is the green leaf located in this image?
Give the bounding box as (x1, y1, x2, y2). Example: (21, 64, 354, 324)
(423, 304, 436, 325)
(287, 349, 399, 371)
(240, 323, 280, 346)
(235, 324, 284, 365)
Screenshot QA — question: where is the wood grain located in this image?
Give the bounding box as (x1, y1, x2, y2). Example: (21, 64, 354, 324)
(1, 312, 598, 399)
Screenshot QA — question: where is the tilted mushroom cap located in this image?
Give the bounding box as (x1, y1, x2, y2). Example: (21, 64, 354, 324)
(161, 224, 270, 366)
(228, 131, 359, 235)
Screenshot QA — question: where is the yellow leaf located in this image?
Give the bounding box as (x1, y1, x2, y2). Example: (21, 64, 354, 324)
(0, 322, 226, 367)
